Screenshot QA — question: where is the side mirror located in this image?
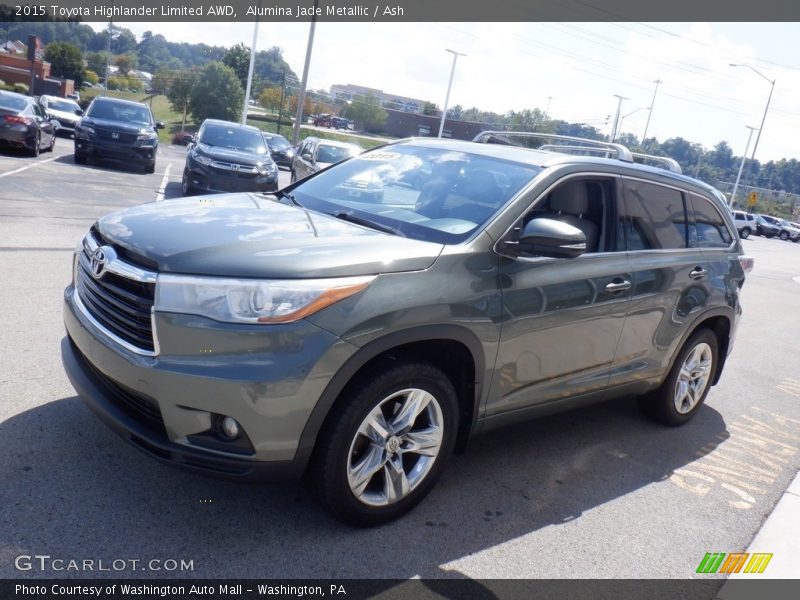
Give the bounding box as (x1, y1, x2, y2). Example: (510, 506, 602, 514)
(513, 218, 586, 259)
(155, 121, 165, 130)
(76, 109, 84, 116)
(301, 151, 313, 162)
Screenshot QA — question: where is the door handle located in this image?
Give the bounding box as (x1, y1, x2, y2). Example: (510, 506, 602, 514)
(605, 280, 631, 293)
(689, 267, 707, 280)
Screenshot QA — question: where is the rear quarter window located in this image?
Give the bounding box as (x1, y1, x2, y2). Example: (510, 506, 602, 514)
(690, 194, 734, 248)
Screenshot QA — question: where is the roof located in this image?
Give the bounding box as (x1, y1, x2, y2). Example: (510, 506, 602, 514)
(303, 136, 361, 150)
(391, 137, 724, 200)
(201, 119, 263, 134)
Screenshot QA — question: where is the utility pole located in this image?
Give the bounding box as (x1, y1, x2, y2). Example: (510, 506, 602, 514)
(276, 70, 287, 135)
(241, 8, 260, 126)
(103, 0, 114, 97)
(292, 0, 318, 145)
(641, 79, 661, 142)
(544, 96, 552, 121)
(438, 49, 466, 138)
(610, 94, 628, 142)
(729, 126, 759, 208)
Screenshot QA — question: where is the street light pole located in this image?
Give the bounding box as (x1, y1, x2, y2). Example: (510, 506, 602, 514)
(729, 126, 758, 208)
(641, 79, 661, 142)
(438, 49, 466, 138)
(610, 94, 628, 142)
(241, 15, 260, 126)
(617, 107, 650, 137)
(291, 0, 319, 145)
(544, 96, 552, 121)
(730, 63, 775, 162)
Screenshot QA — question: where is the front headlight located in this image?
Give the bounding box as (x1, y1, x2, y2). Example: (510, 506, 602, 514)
(76, 125, 94, 138)
(136, 132, 157, 142)
(155, 275, 374, 324)
(192, 151, 212, 166)
(257, 161, 277, 176)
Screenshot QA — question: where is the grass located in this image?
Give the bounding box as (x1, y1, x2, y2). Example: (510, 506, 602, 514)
(246, 117, 388, 150)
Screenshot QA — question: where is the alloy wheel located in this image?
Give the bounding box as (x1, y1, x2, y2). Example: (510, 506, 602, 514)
(673, 342, 713, 414)
(346, 388, 444, 507)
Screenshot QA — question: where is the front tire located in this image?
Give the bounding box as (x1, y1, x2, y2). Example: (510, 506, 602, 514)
(780, 231, 789, 241)
(74, 151, 86, 164)
(144, 161, 156, 174)
(181, 170, 194, 196)
(638, 328, 718, 426)
(47, 133, 55, 152)
(310, 361, 459, 526)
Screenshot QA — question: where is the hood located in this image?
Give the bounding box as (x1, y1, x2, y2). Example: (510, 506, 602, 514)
(48, 108, 81, 122)
(195, 142, 273, 166)
(82, 117, 153, 135)
(95, 194, 443, 278)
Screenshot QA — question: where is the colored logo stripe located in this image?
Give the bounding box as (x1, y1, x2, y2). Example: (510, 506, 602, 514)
(696, 552, 773, 574)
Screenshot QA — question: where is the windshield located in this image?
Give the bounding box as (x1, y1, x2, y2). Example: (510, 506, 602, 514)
(87, 101, 152, 125)
(48, 99, 80, 113)
(291, 144, 541, 244)
(0, 94, 28, 112)
(199, 123, 267, 154)
(317, 144, 360, 164)
(263, 134, 290, 150)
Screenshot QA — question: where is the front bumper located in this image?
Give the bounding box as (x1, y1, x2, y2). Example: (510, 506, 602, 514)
(186, 164, 278, 193)
(75, 139, 156, 164)
(62, 284, 355, 482)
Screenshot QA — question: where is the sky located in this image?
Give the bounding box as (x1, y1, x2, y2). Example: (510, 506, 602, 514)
(90, 21, 800, 162)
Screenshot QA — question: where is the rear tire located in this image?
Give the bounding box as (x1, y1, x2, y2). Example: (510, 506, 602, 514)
(638, 328, 718, 426)
(144, 161, 156, 174)
(30, 133, 40, 157)
(780, 231, 789, 241)
(740, 227, 750, 239)
(310, 360, 459, 527)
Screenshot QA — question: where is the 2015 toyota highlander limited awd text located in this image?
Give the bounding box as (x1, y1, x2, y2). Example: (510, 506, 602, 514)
(61, 135, 752, 526)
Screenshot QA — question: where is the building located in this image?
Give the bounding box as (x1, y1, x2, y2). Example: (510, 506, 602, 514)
(381, 108, 492, 141)
(0, 53, 75, 97)
(330, 83, 430, 114)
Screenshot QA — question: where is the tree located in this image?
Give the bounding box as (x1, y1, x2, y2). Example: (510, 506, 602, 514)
(114, 53, 137, 76)
(83, 70, 99, 85)
(422, 101, 439, 116)
(287, 94, 313, 118)
(259, 86, 283, 113)
(44, 42, 85, 86)
(151, 68, 175, 95)
(167, 70, 197, 131)
(223, 43, 250, 89)
(343, 95, 387, 133)
(448, 104, 464, 120)
(85, 51, 108, 78)
(189, 62, 243, 123)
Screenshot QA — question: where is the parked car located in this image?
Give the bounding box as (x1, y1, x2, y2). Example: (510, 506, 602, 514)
(74, 96, 164, 173)
(181, 119, 279, 195)
(61, 134, 751, 526)
(38, 95, 83, 137)
(731, 210, 757, 239)
(754, 215, 780, 238)
(0, 90, 57, 156)
(261, 132, 295, 168)
(291, 136, 361, 182)
(172, 131, 195, 146)
(313, 114, 332, 127)
(777, 219, 800, 242)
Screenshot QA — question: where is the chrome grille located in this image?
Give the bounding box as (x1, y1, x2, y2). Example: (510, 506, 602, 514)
(75, 234, 157, 354)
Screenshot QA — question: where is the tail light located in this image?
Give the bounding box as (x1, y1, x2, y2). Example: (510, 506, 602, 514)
(738, 256, 754, 273)
(3, 115, 33, 126)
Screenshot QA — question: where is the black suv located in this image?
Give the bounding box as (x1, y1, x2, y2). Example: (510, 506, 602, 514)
(74, 96, 164, 173)
(182, 120, 279, 195)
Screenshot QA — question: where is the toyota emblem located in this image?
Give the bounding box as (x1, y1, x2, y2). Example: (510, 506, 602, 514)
(90, 247, 110, 278)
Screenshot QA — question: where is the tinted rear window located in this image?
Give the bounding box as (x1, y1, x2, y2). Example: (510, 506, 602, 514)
(621, 179, 688, 250)
(690, 194, 733, 248)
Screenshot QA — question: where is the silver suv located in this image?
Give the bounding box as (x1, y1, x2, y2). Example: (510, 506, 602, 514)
(61, 133, 752, 526)
(732, 210, 757, 239)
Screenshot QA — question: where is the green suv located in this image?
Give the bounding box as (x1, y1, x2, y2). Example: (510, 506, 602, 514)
(61, 133, 752, 526)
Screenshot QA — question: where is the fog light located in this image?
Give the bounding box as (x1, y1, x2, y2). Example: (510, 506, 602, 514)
(219, 416, 240, 440)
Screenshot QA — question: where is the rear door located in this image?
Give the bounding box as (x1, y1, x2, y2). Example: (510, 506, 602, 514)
(610, 177, 707, 387)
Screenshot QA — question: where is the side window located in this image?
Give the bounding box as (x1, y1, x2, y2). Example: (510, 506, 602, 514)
(621, 179, 688, 250)
(524, 177, 620, 254)
(32, 103, 44, 118)
(690, 194, 734, 248)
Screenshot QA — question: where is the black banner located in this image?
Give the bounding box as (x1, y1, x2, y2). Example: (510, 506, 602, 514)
(4, 579, 800, 600)
(2, 0, 800, 22)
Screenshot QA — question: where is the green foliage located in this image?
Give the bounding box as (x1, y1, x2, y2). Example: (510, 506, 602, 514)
(166, 71, 197, 115)
(114, 53, 137, 76)
(189, 62, 243, 123)
(44, 42, 85, 86)
(13, 83, 29, 94)
(343, 95, 388, 134)
(422, 101, 439, 116)
(259, 86, 283, 113)
(223, 43, 251, 89)
(85, 52, 109, 79)
(83, 70, 99, 85)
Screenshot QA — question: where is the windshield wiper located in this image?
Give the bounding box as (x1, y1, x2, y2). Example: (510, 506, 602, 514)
(273, 189, 303, 208)
(332, 211, 405, 237)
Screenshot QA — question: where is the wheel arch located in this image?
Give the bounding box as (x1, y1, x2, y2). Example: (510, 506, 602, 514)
(666, 309, 733, 387)
(295, 325, 486, 462)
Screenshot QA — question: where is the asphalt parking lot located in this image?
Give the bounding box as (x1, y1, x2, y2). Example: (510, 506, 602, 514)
(1, 141, 799, 580)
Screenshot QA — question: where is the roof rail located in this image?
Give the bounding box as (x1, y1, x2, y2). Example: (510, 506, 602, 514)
(630, 152, 683, 174)
(538, 144, 616, 158)
(472, 131, 634, 163)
